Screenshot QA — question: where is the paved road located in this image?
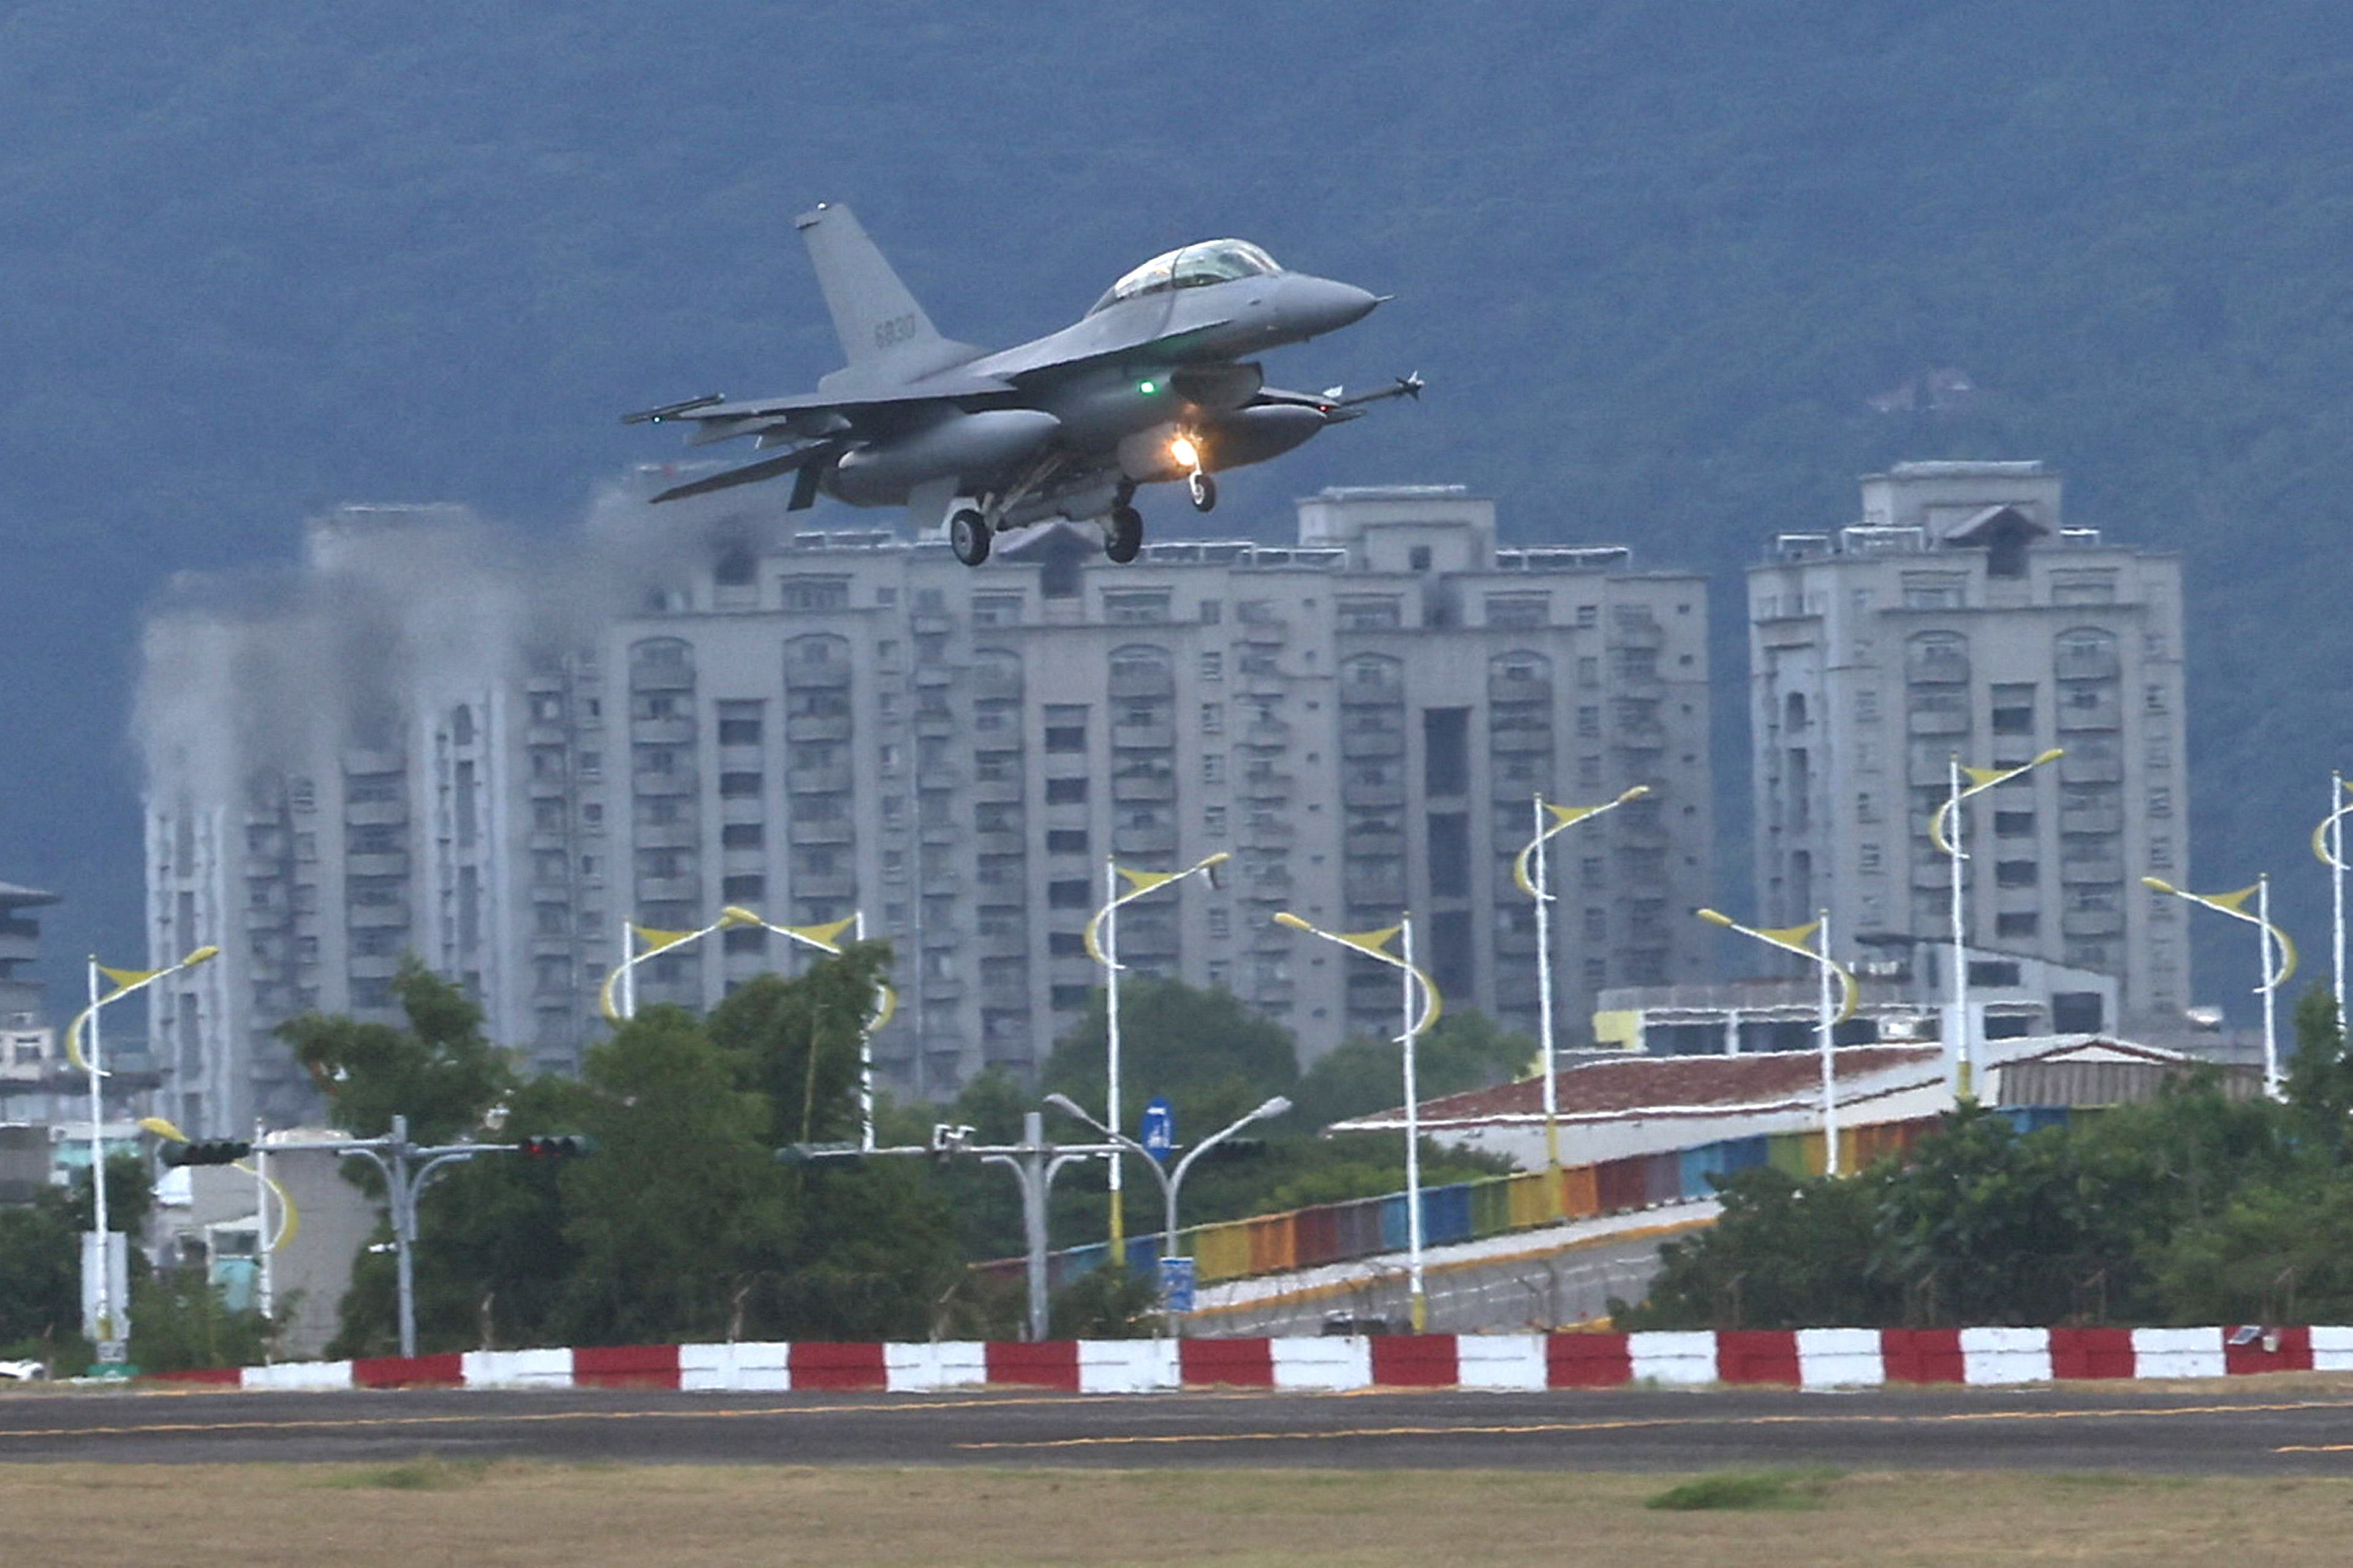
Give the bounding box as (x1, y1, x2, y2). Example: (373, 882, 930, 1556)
(5, 1383, 2353, 1474)
(1196, 1230, 1676, 1336)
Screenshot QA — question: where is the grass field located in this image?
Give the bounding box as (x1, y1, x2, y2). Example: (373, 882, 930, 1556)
(4, 1462, 2350, 1566)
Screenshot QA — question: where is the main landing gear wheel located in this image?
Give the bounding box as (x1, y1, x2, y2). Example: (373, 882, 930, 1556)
(1105, 506, 1144, 563)
(950, 508, 991, 566)
(1188, 471, 1218, 512)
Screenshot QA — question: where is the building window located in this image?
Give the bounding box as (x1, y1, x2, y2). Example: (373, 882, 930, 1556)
(1045, 777, 1087, 804)
(1485, 594, 1548, 627)
(1203, 753, 1226, 785)
(1337, 596, 1403, 629)
(1104, 590, 1171, 624)
(721, 823, 763, 849)
(778, 575, 850, 612)
(1048, 881, 1091, 909)
(1995, 860, 2039, 888)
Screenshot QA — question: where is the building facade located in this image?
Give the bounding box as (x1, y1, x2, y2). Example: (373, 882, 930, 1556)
(1747, 462, 2189, 1036)
(140, 484, 1714, 1134)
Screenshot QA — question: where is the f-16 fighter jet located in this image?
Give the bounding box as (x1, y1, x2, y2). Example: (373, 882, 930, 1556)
(626, 204, 1415, 565)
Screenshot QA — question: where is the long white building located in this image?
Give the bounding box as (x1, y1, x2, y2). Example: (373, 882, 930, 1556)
(138, 482, 1715, 1135)
(1747, 462, 2190, 1038)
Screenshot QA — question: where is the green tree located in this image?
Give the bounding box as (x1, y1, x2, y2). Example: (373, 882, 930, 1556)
(2153, 1175, 2353, 1325)
(1290, 1009, 1537, 1131)
(130, 1268, 274, 1373)
(2284, 988, 2353, 1158)
(1620, 1164, 1898, 1331)
(1040, 975, 1300, 1138)
(551, 1006, 793, 1344)
(277, 958, 513, 1143)
(0, 1187, 83, 1357)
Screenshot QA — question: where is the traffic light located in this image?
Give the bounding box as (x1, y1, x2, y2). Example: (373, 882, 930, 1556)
(515, 1135, 593, 1160)
(161, 1139, 252, 1168)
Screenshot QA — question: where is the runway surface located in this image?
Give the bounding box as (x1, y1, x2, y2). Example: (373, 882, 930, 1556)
(6, 1382, 2353, 1473)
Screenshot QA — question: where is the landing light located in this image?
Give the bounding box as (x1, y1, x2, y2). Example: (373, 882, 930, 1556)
(1170, 435, 1200, 470)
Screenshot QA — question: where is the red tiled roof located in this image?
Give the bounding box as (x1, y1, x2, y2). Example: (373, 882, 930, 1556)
(1335, 1045, 1945, 1127)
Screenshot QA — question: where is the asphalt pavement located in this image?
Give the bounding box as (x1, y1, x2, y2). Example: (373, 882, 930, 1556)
(4, 1382, 2353, 1474)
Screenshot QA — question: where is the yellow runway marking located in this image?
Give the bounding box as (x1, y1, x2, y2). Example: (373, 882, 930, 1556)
(960, 1398, 2353, 1451)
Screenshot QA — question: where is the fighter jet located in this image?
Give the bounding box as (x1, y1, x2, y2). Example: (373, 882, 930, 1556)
(625, 204, 1416, 566)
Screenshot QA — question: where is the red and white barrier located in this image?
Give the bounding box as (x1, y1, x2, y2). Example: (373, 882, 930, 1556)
(145, 1324, 2353, 1395)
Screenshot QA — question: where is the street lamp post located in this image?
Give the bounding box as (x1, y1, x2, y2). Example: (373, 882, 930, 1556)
(2144, 875, 2297, 1098)
(1512, 787, 1646, 1202)
(1930, 748, 2064, 1101)
(1696, 908, 1859, 1174)
(64, 944, 219, 1366)
(1044, 1091, 1291, 1325)
(598, 906, 762, 1023)
(1082, 852, 1229, 1267)
(1273, 911, 1441, 1330)
(2313, 775, 2353, 1028)
(742, 909, 896, 1153)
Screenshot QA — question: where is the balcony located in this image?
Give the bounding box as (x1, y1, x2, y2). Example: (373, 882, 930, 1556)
(629, 665, 694, 692)
(974, 830, 1024, 857)
(1112, 722, 1177, 751)
(1112, 824, 1180, 855)
(1488, 676, 1553, 706)
(345, 852, 409, 877)
(1908, 708, 1971, 737)
(2060, 807, 2124, 835)
(632, 770, 696, 797)
(1241, 772, 1298, 801)
(1341, 781, 1404, 809)
(630, 718, 695, 746)
(343, 800, 409, 828)
(2055, 650, 2122, 682)
(794, 872, 857, 900)
(784, 715, 853, 743)
(787, 766, 854, 794)
(1109, 670, 1176, 700)
(1490, 727, 1553, 754)
(349, 903, 411, 929)
(971, 671, 1023, 703)
(1111, 773, 1176, 803)
(1341, 729, 1405, 759)
(785, 661, 852, 689)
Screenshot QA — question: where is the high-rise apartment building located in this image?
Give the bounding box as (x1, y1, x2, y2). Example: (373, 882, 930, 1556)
(140, 483, 1713, 1134)
(1748, 462, 2188, 1036)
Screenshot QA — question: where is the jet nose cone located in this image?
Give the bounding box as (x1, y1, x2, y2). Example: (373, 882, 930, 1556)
(1286, 276, 1384, 337)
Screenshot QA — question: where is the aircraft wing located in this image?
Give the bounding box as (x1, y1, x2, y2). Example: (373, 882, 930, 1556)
(622, 369, 1019, 433)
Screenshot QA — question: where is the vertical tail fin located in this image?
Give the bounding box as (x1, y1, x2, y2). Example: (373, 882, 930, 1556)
(797, 203, 977, 387)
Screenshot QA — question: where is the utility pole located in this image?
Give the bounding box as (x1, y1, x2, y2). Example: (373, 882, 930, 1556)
(789, 1114, 1121, 1341)
(288, 1116, 579, 1358)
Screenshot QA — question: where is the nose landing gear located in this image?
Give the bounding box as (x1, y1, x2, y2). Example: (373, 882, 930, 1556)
(1188, 469, 1218, 513)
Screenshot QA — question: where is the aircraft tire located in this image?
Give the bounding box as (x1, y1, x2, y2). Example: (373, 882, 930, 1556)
(1188, 471, 1218, 513)
(950, 508, 991, 567)
(1105, 506, 1144, 563)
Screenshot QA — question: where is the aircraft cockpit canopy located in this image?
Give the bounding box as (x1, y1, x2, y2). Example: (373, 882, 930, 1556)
(1089, 240, 1281, 314)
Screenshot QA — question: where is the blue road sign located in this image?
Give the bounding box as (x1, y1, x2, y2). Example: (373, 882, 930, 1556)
(1158, 1256, 1197, 1314)
(1139, 1096, 1175, 1162)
